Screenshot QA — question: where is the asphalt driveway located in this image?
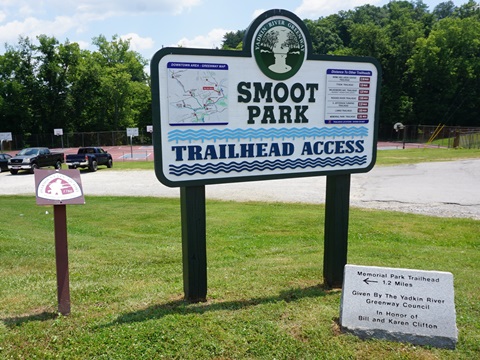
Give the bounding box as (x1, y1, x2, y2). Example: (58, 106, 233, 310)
(1, 159, 479, 219)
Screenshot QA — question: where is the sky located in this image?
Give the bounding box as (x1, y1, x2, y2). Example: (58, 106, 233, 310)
(0, 0, 470, 62)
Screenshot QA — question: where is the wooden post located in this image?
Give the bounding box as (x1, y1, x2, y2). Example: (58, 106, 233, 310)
(180, 186, 207, 302)
(323, 174, 351, 288)
(54, 204, 71, 315)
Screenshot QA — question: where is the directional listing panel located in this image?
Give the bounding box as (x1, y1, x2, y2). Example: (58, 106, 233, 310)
(325, 69, 373, 124)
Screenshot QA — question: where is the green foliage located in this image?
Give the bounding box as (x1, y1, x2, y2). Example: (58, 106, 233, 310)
(221, 30, 245, 50)
(1, 1, 479, 140)
(407, 16, 480, 126)
(304, 19, 344, 54)
(225, 0, 479, 128)
(0, 196, 478, 358)
(0, 34, 151, 141)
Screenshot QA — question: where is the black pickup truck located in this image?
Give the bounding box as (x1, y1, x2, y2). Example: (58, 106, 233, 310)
(65, 147, 113, 172)
(8, 147, 64, 174)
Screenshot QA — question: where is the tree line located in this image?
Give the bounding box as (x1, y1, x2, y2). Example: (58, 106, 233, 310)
(0, 35, 151, 140)
(225, 0, 480, 128)
(0, 1, 479, 143)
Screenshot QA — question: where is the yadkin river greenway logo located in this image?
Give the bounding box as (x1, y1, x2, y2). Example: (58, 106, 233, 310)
(253, 17, 306, 81)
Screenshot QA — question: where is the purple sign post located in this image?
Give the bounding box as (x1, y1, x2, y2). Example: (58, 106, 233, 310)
(35, 169, 85, 315)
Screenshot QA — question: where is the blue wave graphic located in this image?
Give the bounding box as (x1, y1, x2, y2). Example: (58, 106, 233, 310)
(168, 126, 368, 143)
(169, 156, 367, 176)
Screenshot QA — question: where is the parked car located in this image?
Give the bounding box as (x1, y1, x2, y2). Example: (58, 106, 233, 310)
(8, 147, 64, 174)
(0, 153, 12, 172)
(65, 147, 113, 172)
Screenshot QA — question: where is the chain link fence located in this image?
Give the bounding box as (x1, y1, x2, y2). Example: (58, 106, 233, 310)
(3, 125, 479, 151)
(4, 130, 154, 151)
(379, 124, 480, 148)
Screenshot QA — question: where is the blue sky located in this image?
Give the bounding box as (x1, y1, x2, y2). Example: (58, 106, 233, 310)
(0, 0, 470, 62)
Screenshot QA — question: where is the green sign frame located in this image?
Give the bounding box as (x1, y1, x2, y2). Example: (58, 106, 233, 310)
(151, 9, 381, 188)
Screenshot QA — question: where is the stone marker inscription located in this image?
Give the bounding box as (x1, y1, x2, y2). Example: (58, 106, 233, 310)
(340, 264, 457, 349)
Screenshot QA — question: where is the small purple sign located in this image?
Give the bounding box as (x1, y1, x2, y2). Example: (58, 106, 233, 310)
(35, 169, 85, 205)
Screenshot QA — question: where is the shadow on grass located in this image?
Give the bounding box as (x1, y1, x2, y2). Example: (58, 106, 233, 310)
(101, 284, 336, 328)
(2, 311, 58, 328)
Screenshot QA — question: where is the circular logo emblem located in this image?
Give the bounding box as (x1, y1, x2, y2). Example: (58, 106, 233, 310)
(253, 17, 306, 81)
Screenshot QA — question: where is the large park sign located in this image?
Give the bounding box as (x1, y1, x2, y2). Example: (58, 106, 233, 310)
(151, 9, 381, 301)
(152, 10, 380, 187)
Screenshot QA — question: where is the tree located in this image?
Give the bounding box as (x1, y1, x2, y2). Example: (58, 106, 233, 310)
(90, 35, 150, 131)
(34, 35, 81, 133)
(304, 18, 344, 54)
(0, 37, 38, 139)
(0, 34, 151, 139)
(381, 1, 428, 125)
(222, 30, 245, 50)
(454, 0, 480, 19)
(433, 1, 457, 20)
(69, 50, 107, 131)
(407, 17, 480, 125)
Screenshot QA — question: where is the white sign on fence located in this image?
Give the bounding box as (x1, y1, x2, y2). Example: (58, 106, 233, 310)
(126, 128, 139, 137)
(0, 132, 12, 141)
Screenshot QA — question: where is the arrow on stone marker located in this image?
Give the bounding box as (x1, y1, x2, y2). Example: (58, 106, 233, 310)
(363, 278, 378, 285)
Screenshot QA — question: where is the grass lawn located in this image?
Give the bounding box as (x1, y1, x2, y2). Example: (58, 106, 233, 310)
(375, 147, 480, 166)
(0, 195, 478, 359)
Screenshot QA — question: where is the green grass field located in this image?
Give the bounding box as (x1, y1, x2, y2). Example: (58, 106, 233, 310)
(0, 147, 479, 359)
(376, 147, 480, 166)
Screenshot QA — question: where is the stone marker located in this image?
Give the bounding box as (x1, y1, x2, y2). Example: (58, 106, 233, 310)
(340, 264, 457, 349)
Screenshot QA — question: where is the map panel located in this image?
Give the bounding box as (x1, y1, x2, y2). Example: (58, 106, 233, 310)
(167, 62, 228, 126)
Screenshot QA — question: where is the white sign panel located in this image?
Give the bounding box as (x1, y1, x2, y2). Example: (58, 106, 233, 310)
(340, 264, 457, 349)
(126, 127, 139, 137)
(152, 9, 381, 187)
(0, 132, 12, 141)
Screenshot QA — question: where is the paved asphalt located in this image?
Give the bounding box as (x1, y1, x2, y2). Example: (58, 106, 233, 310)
(0, 160, 480, 220)
(1, 158, 479, 219)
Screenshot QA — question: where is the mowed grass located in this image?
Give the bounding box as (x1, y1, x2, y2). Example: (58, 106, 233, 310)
(0, 196, 479, 359)
(376, 147, 480, 166)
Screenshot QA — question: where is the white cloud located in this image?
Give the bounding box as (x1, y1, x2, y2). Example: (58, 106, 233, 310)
(120, 33, 155, 51)
(7, 0, 203, 17)
(0, 0, 202, 50)
(295, 0, 383, 19)
(0, 16, 79, 46)
(161, 0, 202, 15)
(75, 40, 91, 50)
(252, 9, 267, 19)
(18, 5, 36, 17)
(176, 28, 231, 49)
